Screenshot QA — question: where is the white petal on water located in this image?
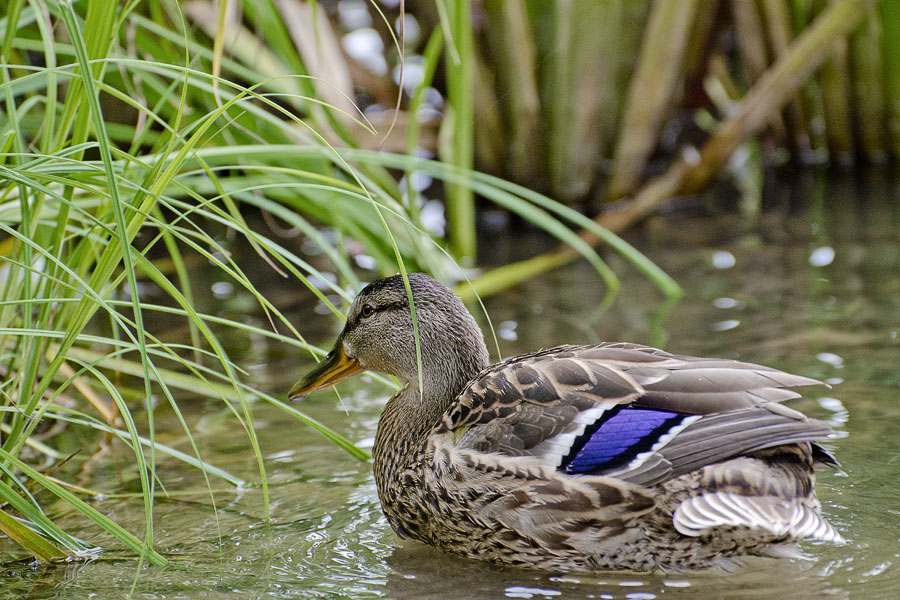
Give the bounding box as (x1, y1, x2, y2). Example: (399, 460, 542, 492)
(211, 281, 233, 299)
(504, 586, 561, 598)
(713, 319, 740, 331)
(816, 352, 844, 368)
(809, 246, 835, 267)
(338, 0, 371, 29)
(353, 254, 376, 270)
(342, 29, 387, 75)
(420, 199, 445, 236)
(498, 320, 518, 341)
(712, 297, 740, 309)
(712, 250, 736, 269)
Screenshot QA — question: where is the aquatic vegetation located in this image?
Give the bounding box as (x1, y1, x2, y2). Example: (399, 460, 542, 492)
(0, 0, 658, 562)
(0, 0, 882, 567)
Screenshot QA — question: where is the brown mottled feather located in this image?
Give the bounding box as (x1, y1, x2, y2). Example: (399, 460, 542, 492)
(293, 274, 844, 572)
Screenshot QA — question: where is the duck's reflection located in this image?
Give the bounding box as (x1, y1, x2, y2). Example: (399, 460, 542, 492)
(382, 541, 849, 600)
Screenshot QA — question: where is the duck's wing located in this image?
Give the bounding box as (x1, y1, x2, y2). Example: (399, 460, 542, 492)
(434, 343, 835, 487)
(423, 436, 659, 552)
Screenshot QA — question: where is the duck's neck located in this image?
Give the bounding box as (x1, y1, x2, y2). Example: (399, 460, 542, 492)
(373, 353, 485, 471)
(377, 328, 489, 454)
(373, 385, 448, 474)
(371, 382, 463, 540)
(372, 339, 488, 533)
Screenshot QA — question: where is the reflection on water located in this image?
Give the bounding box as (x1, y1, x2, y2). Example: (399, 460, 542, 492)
(383, 544, 853, 599)
(3, 173, 900, 598)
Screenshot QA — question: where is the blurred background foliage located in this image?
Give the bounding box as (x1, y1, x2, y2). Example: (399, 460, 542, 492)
(0, 0, 893, 563)
(470, 0, 899, 203)
(173, 0, 893, 278)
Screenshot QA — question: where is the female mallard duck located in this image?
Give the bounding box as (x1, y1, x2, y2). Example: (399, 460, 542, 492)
(290, 273, 843, 571)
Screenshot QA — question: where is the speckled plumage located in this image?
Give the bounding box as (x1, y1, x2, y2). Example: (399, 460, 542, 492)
(290, 273, 844, 572)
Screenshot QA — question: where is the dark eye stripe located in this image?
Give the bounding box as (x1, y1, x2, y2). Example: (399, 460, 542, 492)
(373, 301, 409, 314)
(345, 301, 410, 331)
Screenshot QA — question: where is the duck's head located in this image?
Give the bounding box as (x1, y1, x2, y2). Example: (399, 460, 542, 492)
(289, 273, 489, 402)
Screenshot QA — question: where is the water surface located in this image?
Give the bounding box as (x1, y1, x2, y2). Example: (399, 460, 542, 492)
(4, 173, 900, 598)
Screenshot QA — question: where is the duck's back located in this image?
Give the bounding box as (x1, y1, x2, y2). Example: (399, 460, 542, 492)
(390, 343, 842, 571)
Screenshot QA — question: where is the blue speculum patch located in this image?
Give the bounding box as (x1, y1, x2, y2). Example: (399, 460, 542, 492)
(562, 408, 686, 474)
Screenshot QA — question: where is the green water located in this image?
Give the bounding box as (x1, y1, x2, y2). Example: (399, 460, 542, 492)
(4, 174, 900, 598)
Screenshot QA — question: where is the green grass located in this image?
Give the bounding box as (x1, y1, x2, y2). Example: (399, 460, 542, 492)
(0, 0, 673, 564)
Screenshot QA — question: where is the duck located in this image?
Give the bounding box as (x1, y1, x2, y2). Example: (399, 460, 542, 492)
(289, 272, 844, 572)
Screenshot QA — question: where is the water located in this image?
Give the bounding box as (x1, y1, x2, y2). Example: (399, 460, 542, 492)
(4, 173, 900, 598)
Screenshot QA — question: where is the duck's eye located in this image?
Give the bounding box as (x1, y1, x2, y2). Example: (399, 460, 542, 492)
(360, 304, 375, 318)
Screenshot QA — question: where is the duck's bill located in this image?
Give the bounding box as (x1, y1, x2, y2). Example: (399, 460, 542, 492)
(289, 343, 363, 401)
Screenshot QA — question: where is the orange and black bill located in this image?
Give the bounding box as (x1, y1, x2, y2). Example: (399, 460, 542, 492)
(289, 341, 363, 400)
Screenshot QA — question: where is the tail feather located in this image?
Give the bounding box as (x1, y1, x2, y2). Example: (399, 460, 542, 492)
(673, 491, 843, 544)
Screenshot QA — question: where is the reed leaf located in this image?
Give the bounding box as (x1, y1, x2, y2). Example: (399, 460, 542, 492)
(849, 2, 887, 162)
(814, 0, 855, 165)
(881, 0, 900, 157)
(0, 507, 67, 561)
(481, 0, 541, 187)
(441, 0, 476, 262)
(761, 0, 812, 156)
(607, 0, 699, 200)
